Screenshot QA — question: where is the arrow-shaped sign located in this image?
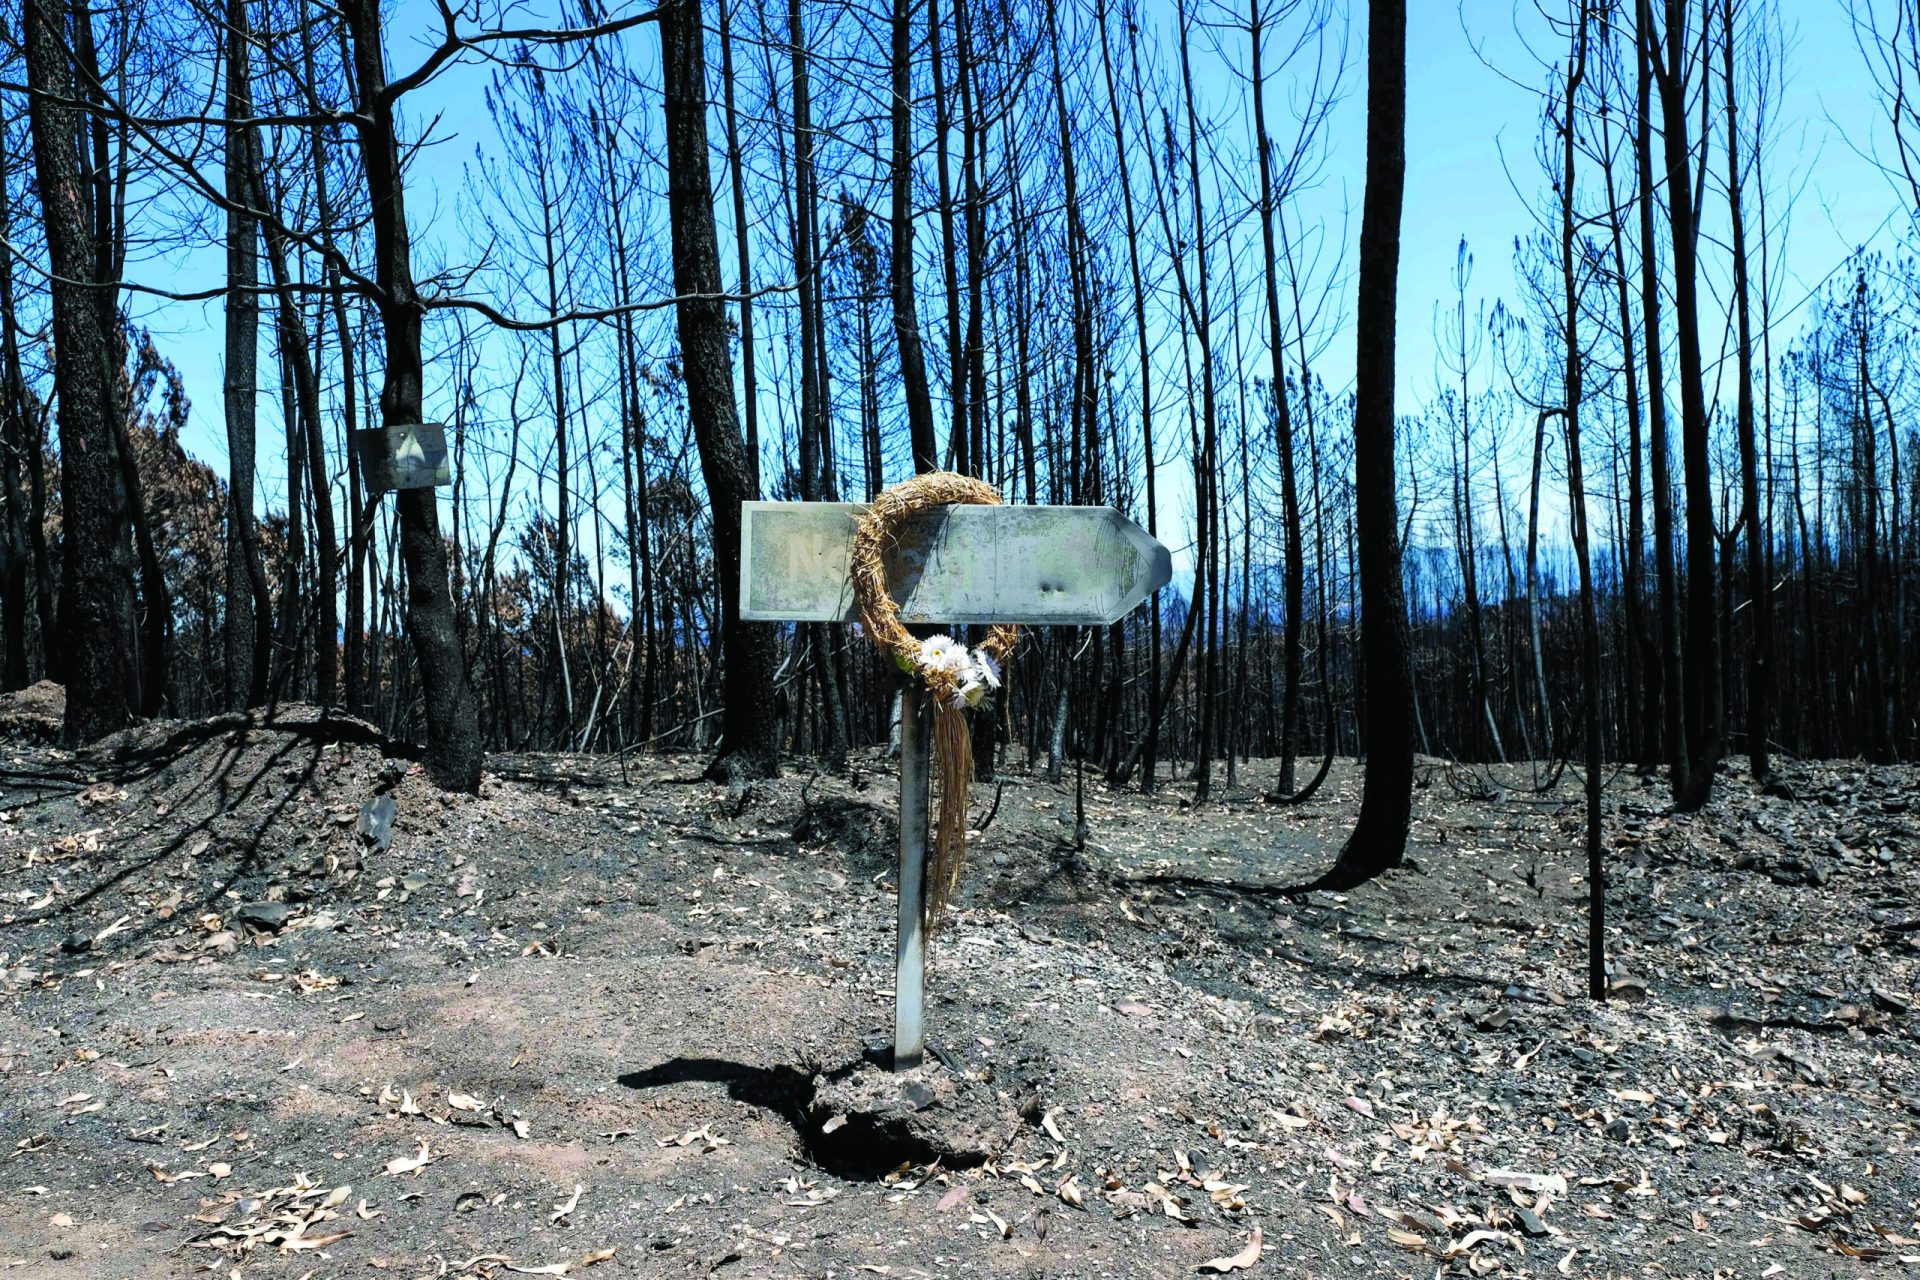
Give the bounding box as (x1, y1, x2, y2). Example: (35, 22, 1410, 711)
(740, 501, 1172, 626)
(736, 496, 1172, 1074)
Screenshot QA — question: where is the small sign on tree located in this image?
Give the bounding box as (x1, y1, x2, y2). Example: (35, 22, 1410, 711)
(353, 423, 452, 493)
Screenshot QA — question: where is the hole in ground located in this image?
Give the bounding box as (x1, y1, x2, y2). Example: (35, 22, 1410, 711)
(619, 1056, 987, 1182)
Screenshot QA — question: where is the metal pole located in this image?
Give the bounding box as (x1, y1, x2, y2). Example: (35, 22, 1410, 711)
(893, 683, 930, 1070)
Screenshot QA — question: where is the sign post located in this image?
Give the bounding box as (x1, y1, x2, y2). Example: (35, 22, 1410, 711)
(894, 684, 931, 1068)
(741, 501, 1172, 1069)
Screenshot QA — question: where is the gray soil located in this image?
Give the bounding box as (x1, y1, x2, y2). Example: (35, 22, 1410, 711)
(1, 700, 1917, 1278)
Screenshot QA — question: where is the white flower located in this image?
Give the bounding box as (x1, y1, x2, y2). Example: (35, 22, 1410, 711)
(917, 634, 969, 675)
(972, 650, 1002, 690)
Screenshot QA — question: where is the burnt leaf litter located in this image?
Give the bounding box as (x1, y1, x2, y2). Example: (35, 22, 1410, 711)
(0, 695, 1917, 1277)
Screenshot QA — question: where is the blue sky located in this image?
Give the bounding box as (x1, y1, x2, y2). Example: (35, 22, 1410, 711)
(134, 0, 1901, 532)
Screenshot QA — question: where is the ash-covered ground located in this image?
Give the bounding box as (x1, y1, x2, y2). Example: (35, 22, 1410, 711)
(2, 690, 1917, 1278)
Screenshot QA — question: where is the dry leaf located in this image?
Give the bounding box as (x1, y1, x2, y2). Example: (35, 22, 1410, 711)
(382, 1140, 432, 1176)
(551, 1183, 583, 1223)
(580, 1247, 616, 1266)
(1484, 1169, 1568, 1196)
(1198, 1226, 1263, 1273)
(282, 1230, 351, 1251)
(448, 1090, 486, 1113)
(655, 1124, 727, 1151)
(145, 1163, 205, 1183)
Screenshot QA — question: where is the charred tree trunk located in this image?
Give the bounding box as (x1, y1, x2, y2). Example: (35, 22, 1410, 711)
(891, 0, 939, 473)
(1653, 0, 1720, 807)
(1250, 0, 1308, 796)
(303, 0, 365, 716)
(25, 0, 139, 741)
(1721, 0, 1768, 783)
(223, 0, 273, 709)
(1555, 10, 1603, 999)
(245, 146, 338, 706)
(1598, 87, 1651, 765)
(660, 0, 780, 782)
(0, 142, 38, 689)
(1096, 0, 1160, 791)
(1636, 0, 1687, 798)
(342, 0, 483, 790)
(1317, 0, 1411, 890)
(717, 0, 758, 491)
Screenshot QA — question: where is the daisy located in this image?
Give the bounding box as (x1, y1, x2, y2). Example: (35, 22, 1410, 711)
(954, 671, 987, 709)
(972, 650, 1002, 690)
(917, 634, 969, 675)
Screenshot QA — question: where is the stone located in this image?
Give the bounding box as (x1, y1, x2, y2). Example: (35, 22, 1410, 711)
(235, 902, 294, 932)
(359, 795, 398, 852)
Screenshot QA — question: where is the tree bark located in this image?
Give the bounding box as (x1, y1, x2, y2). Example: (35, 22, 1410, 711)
(660, 0, 781, 782)
(1554, 8, 1603, 999)
(342, 0, 483, 790)
(1095, 0, 1160, 790)
(1249, 0, 1307, 795)
(0, 140, 38, 689)
(245, 148, 338, 706)
(1597, 76, 1652, 765)
(1653, 0, 1720, 808)
(223, 0, 272, 709)
(717, 0, 758, 492)
(1317, 0, 1411, 889)
(1720, 0, 1768, 783)
(891, 0, 939, 472)
(25, 0, 138, 741)
(1636, 0, 1687, 799)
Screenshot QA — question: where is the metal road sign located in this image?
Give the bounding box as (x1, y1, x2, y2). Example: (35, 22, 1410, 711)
(354, 423, 452, 493)
(740, 501, 1172, 626)
(739, 498, 1172, 1072)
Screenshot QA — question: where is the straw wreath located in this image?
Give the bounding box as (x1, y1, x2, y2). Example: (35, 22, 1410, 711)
(850, 471, 1019, 924)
